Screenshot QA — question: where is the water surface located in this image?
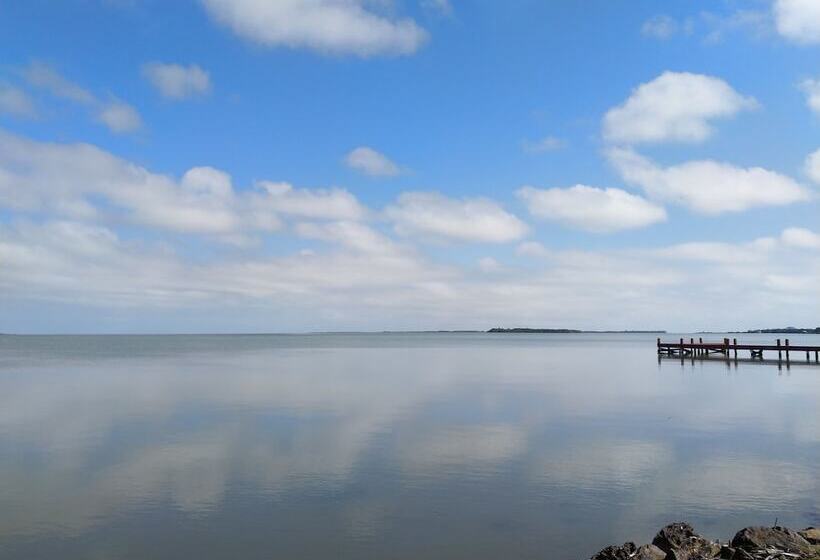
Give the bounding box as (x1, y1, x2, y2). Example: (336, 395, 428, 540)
(1, 333, 819, 559)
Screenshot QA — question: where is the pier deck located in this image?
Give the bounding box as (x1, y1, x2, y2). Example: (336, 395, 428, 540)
(657, 337, 820, 363)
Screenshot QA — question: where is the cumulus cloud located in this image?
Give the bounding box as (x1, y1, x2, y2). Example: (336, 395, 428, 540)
(0, 130, 369, 236)
(799, 79, 820, 115)
(200, 0, 428, 57)
(517, 185, 666, 233)
(295, 221, 397, 254)
(142, 62, 212, 99)
(385, 192, 528, 243)
(603, 72, 757, 144)
(256, 181, 367, 220)
(96, 100, 143, 133)
(0, 83, 36, 118)
(2, 131, 818, 332)
(774, 0, 820, 44)
(607, 147, 811, 214)
(344, 146, 401, 177)
(781, 227, 820, 249)
(516, 241, 551, 259)
(805, 148, 820, 183)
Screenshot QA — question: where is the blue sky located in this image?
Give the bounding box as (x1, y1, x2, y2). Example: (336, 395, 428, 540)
(1, 0, 819, 333)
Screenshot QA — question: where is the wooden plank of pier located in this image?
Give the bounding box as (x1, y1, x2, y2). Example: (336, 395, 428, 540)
(657, 337, 820, 363)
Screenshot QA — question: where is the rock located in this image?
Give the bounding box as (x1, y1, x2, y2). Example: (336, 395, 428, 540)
(653, 522, 700, 551)
(635, 544, 667, 560)
(801, 527, 820, 545)
(652, 522, 721, 559)
(731, 526, 813, 555)
(590, 542, 637, 559)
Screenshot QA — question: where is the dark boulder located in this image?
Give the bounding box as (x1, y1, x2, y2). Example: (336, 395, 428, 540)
(590, 542, 637, 560)
(730, 526, 813, 555)
(652, 522, 721, 559)
(590, 541, 667, 559)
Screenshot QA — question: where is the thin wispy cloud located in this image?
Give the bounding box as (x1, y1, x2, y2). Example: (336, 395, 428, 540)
(21, 62, 143, 134)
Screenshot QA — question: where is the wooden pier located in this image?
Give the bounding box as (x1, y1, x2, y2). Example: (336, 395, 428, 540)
(657, 337, 820, 364)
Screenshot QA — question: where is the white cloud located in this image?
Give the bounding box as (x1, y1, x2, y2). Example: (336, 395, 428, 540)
(295, 221, 397, 254)
(385, 192, 528, 243)
(477, 257, 501, 273)
(0, 130, 371, 235)
(781, 227, 820, 249)
(805, 148, 820, 182)
(2, 131, 819, 332)
(96, 100, 143, 133)
(773, 0, 820, 44)
(515, 241, 551, 259)
(799, 79, 820, 115)
(607, 147, 811, 214)
(2, 218, 819, 331)
(641, 15, 679, 39)
(200, 0, 428, 57)
(517, 185, 666, 233)
(142, 62, 212, 100)
(344, 146, 401, 177)
(0, 83, 36, 118)
(256, 181, 367, 220)
(655, 238, 777, 265)
(522, 136, 566, 153)
(603, 71, 757, 144)
(23, 62, 95, 105)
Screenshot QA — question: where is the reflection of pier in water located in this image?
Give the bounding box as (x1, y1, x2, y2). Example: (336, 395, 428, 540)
(657, 337, 820, 369)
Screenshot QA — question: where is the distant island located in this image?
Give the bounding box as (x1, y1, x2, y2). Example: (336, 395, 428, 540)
(488, 328, 666, 334)
(744, 327, 820, 334)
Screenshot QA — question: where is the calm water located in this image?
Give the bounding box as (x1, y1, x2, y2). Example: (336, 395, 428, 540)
(1, 333, 819, 559)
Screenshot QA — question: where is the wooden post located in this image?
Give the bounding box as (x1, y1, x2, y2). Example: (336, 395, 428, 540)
(723, 338, 729, 355)
(733, 338, 738, 359)
(657, 337, 661, 354)
(777, 339, 782, 361)
(786, 339, 790, 364)
(699, 337, 703, 356)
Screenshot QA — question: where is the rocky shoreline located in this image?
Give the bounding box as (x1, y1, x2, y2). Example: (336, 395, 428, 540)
(590, 522, 820, 559)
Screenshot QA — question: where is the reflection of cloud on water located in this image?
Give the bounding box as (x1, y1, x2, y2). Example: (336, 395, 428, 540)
(530, 440, 673, 491)
(398, 424, 527, 473)
(661, 457, 817, 512)
(2, 343, 820, 540)
(0, 349, 466, 537)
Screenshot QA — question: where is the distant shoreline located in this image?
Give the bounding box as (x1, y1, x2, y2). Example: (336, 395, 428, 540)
(487, 328, 666, 334)
(2, 328, 819, 336)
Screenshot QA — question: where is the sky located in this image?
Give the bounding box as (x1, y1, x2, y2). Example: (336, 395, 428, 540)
(0, 0, 819, 333)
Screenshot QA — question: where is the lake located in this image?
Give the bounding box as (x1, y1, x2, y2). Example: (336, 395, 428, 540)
(1, 333, 819, 559)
